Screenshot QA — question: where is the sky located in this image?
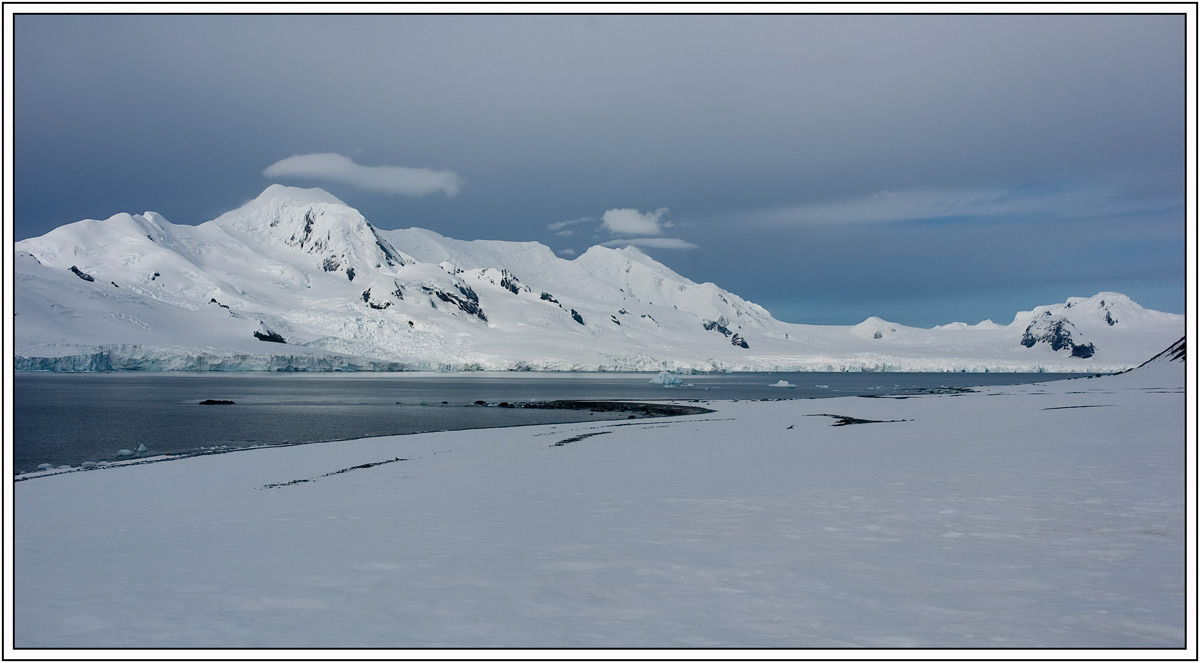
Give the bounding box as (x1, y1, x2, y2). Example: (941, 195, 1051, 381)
(11, 12, 1189, 327)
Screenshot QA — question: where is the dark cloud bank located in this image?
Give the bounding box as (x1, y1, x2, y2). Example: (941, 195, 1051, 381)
(12, 13, 1187, 326)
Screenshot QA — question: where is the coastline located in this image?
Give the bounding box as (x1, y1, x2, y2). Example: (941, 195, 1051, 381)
(12, 362, 1185, 649)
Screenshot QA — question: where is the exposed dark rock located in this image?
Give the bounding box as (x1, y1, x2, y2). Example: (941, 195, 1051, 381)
(209, 298, 230, 309)
(111, 281, 119, 287)
(1167, 337, 1186, 361)
(345, 267, 356, 281)
(570, 308, 585, 325)
(551, 431, 612, 448)
(524, 400, 714, 417)
(808, 413, 908, 426)
(540, 291, 559, 304)
(369, 227, 406, 267)
(289, 210, 316, 248)
(1071, 342, 1096, 359)
(1139, 336, 1185, 366)
(703, 319, 733, 337)
(69, 266, 94, 282)
(1105, 311, 1117, 326)
(417, 285, 482, 321)
(261, 456, 408, 489)
(731, 333, 749, 349)
(499, 270, 522, 295)
(611, 315, 621, 325)
(423, 285, 487, 322)
(873, 331, 883, 339)
(198, 399, 235, 405)
(151, 272, 160, 280)
(1020, 314, 1095, 358)
(322, 257, 340, 272)
(253, 330, 286, 343)
(457, 284, 479, 303)
(361, 288, 392, 310)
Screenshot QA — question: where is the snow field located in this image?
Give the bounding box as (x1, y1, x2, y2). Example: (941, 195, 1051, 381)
(13, 365, 1186, 649)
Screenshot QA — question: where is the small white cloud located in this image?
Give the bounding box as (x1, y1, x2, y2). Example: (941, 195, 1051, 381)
(548, 216, 594, 231)
(264, 153, 463, 197)
(555, 230, 575, 237)
(557, 248, 577, 257)
(600, 237, 698, 250)
(601, 207, 671, 236)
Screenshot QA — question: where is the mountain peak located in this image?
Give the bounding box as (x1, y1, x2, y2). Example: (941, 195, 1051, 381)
(254, 184, 347, 207)
(214, 185, 405, 272)
(1011, 291, 1167, 330)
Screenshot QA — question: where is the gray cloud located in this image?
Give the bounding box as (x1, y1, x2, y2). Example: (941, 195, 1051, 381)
(12, 13, 1186, 324)
(263, 153, 463, 196)
(745, 183, 1181, 226)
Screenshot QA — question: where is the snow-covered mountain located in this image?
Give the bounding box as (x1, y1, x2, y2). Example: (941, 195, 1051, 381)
(13, 185, 1184, 372)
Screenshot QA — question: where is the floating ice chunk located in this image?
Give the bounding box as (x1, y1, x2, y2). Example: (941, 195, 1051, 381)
(650, 371, 683, 387)
(136, 444, 148, 453)
(116, 449, 134, 457)
(769, 380, 795, 388)
(36, 463, 53, 471)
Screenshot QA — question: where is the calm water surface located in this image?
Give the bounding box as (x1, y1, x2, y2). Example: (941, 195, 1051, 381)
(14, 371, 1077, 475)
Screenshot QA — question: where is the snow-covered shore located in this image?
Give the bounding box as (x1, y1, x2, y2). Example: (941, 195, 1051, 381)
(12, 358, 1186, 651)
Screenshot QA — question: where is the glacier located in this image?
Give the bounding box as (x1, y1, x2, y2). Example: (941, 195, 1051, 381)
(14, 184, 1184, 373)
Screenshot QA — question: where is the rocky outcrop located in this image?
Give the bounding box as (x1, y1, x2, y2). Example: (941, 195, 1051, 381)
(361, 288, 392, 310)
(498, 270, 524, 295)
(1020, 312, 1095, 358)
(69, 266, 94, 282)
(703, 318, 734, 337)
(424, 285, 487, 322)
(253, 329, 287, 344)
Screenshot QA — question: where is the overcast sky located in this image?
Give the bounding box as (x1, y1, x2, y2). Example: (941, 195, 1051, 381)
(12, 12, 1187, 326)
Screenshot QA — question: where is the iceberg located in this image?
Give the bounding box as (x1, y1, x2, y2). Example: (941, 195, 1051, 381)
(649, 371, 684, 387)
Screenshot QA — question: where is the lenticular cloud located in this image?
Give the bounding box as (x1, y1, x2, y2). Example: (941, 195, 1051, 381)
(600, 207, 670, 236)
(264, 153, 463, 197)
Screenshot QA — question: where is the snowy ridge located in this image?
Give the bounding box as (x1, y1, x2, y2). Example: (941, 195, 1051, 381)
(14, 185, 1184, 372)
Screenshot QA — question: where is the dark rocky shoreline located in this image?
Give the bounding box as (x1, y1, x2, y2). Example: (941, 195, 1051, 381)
(508, 400, 714, 417)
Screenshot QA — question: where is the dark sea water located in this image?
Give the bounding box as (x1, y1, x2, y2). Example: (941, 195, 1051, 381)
(13, 371, 1077, 475)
